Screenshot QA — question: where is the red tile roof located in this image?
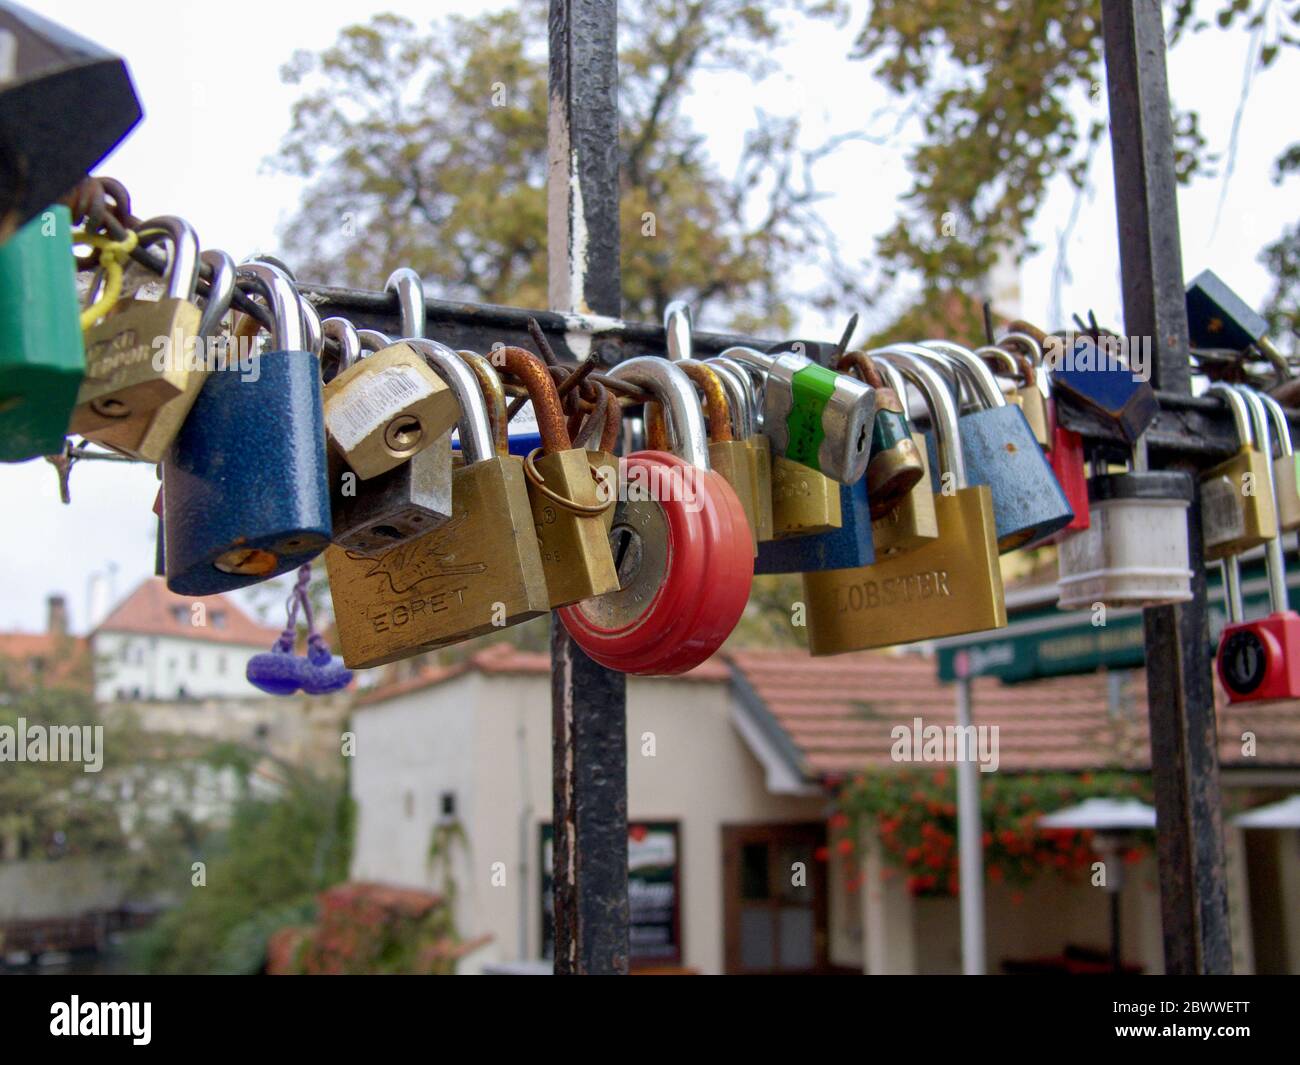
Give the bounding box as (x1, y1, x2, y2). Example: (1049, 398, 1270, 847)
(93, 578, 282, 648)
(0, 632, 90, 690)
(354, 641, 1300, 779)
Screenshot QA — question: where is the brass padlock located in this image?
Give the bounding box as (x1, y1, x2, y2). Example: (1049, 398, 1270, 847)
(866, 356, 940, 557)
(805, 350, 1006, 655)
(648, 360, 759, 553)
(325, 348, 549, 668)
(322, 269, 457, 480)
(1258, 391, 1300, 532)
(500, 346, 618, 608)
(72, 214, 203, 435)
(706, 355, 775, 541)
(997, 331, 1050, 448)
(1202, 384, 1277, 561)
(565, 375, 622, 533)
(95, 236, 235, 463)
(835, 351, 925, 518)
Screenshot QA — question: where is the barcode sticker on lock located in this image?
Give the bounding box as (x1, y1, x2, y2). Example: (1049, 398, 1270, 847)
(1202, 474, 1246, 547)
(326, 366, 435, 451)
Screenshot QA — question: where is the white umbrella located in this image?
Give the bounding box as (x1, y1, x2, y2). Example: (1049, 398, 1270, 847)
(1233, 794, 1300, 828)
(1038, 797, 1157, 831)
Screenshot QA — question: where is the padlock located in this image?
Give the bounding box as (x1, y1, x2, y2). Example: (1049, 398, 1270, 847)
(895, 340, 1073, 550)
(705, 355, 774, 541)
(162, 261, 331, 595)
(1185, 269, 1283, 365)
(325, 352, 550, 668)
(722, 344, 875, 485)
(564, 373, 621, 533)
(858, 356, 940, 558)
(0, 2, 142, 239)
(804, 350, 1006, 654)
(1215, 386, 1300, 703)
(0, 202, 84, 461)
(1032, 325, 1159, 446)
(1201, 383, 1277, 562)
(324, 323, 454, 555)
(320, 269, 457, 480)
(834, 351, 924, 518)
(664, 299, 692, 362)
(94, 229, 235, 463)
(996, 332, 1050, 447)
(498, 346, 618, 608)
(71, 215, 204, 436)
(1056, 438, 1193, 610)
(1257, 392, 1300, 532)
(1047, 399, 1091, 536)
(649, 359, 759, 553)
(558, 357, 753, 675)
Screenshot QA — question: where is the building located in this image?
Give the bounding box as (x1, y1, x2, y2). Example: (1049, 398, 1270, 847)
(0, 595, 90, 693)
(348, 644, 1300, 975)
(90, 578, 282, 703)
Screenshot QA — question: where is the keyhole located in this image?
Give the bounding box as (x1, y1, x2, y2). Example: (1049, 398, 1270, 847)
(855, 420, 868, 453)
(370, 524, 403, 540)
(91, 397, 131, 419)
(384, 415, 424, 454)
(610, 523, 643, 585)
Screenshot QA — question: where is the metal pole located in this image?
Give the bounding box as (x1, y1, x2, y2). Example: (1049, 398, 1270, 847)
(1101, 0, 1232, 973)
(955, 674, 985, 974)
(547, 0, 630, 975)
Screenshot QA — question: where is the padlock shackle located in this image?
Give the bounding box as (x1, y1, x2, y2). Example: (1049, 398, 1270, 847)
(873, 357, 910, 415)
(233, 261, 303, 353)
(664, 300, 693, 362)
(675, 360, 733, 443)
(918, 339, 1007, 409)
(608, 357, 711, 470)
(299, 295, 323, 359)
(321, 317, 361, 377)
(873, 342, 968, 407)
(997, 330, 1045, 367)
(875, 349, 967, 488)
(134, 215, 201, 303)
(1206, 383, 1255, 451)
(1234, 385, 1290, 615)
(1258, 392, 1295, 459)
(387, 268, 425, 341)
(196, 248, 235, 339)
(455, 349, 509, 455)
(356, 328, 392, 353)
(495, 346, 573, 453)
(405, 337, 494, 464)
(704, 356, 757, 437)
(973, 344, 1020, 379)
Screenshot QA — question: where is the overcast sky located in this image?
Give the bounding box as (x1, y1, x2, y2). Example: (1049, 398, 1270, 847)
(6, 0, 1297, 633)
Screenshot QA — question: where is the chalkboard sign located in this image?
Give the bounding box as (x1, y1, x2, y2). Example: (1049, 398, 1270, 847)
(540, 821, 682, 967)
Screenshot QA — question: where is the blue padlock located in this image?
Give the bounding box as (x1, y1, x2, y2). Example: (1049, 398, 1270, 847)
(754, 478, 874, 573)
(1041, 330, 1158, 445)
(162, 262, 331, 595)
(879, 342, 1072, 552)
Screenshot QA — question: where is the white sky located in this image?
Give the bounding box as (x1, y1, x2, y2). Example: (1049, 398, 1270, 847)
(5, 0, 1297, 633)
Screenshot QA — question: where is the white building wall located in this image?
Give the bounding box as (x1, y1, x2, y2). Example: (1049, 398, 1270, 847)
(92, 632, 268, 701)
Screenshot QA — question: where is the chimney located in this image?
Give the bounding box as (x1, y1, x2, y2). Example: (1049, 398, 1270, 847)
(47, 595, 69, 639)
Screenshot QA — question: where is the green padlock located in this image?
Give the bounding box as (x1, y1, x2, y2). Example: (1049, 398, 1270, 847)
(0, 204, 85, 462)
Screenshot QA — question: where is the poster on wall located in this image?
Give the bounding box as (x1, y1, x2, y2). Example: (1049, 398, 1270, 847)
(541, 821, 682, 967)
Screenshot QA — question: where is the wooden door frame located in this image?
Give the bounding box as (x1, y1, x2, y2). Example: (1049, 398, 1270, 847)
(721, 822, 831, 975)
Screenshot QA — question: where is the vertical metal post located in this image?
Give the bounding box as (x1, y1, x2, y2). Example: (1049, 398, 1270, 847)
(547, 0, 630, 974)
(1101, 0, 1233, 973)
(955, 676, 985, 975)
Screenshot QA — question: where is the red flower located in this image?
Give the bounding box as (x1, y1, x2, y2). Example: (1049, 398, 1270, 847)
(982, 831, 993, 847)
(1011, 890, 1025, 906)
(988, 865, 1004, 883)
(828, 811, 850, 831)
(836, 837, 854, 857)
(932, 769, 949, 788)
(814, 846, 829, 862)
(906, 847, 922, 863)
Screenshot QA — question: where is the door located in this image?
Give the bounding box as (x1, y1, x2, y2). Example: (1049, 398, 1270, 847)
(722, 823, 829, 974)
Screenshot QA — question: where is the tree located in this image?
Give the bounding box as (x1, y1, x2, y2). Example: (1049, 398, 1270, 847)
(271, 2, 858, 332)
(853, 0, 1297, 345)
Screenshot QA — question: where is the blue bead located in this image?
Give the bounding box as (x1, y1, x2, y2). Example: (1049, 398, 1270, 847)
(246, 650, 307, 696)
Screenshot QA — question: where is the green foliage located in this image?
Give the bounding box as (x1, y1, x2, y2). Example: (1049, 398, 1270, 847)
(127, 763, 354, 974)
(834, 767, 1152, 897)
(272, 2, 858, 329)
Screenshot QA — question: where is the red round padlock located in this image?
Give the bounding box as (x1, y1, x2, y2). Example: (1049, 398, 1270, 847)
(559, 450, 753, 674)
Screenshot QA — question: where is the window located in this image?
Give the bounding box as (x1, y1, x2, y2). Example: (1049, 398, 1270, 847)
(210, 611, 227, 629)
(217, 655, 226, 675)
(171, 606, 188, 625)
(189, 651, 198, 671)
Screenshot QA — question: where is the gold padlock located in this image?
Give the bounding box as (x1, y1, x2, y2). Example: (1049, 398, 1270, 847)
(1202, 384, 1277, 562)
(95, 233, 234, 462)
(501, 346, 619, 608)
(834, 351, 925, 518)
(326, 350, 549, 668)
(72, 214, 203, 435)
(865, 356, 939, 556)
(705, 355, 775, 542)
(995, 332, 1050, 448)
(805, 350, 1006, 654)
(648, 360, 759, 553)
(568, 377, 622, 533)
(1258, 391, 1300, 531)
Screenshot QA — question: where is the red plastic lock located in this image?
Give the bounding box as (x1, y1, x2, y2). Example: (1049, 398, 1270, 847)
(1216, 611, 1300, 703)
(1048, 400, 1089, 538)
(559, 450, 753, 675)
